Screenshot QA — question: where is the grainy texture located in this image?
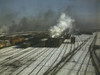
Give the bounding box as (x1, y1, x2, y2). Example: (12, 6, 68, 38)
(0, 34, 97, 75)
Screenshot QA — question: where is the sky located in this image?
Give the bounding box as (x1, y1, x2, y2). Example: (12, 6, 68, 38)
(0, 0, 99, 31)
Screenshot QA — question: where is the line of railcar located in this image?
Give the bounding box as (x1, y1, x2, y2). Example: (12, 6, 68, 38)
(0, 33, 75, 48)
(0, 36, 24, 48)
(19, 33, 75, 48)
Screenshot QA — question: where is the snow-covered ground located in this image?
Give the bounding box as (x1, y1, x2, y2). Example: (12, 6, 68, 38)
(92, 32, 100, 74)
(0, 34, 96, 75)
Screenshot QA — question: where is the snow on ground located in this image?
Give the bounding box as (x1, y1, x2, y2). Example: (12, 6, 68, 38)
(0, 34, 96, 75)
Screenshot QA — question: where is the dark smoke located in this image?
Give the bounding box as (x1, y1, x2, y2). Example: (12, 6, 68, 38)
(0, 4, 99, 34)
(0, 8, 19, 33)
(8, 9, 58, 33)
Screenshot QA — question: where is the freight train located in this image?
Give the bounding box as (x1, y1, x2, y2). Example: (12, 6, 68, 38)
(0, 33, 50, 48)
(0, 32, 75, 48)
(19, 33, 75, 48)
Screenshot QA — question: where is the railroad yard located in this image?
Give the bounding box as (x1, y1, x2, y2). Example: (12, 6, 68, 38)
(0, 32, 99, 75)
(0, 0, 99, 75)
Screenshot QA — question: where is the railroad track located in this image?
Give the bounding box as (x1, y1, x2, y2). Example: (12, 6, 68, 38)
(28, 39, 79, 75)
(0, 48, 37, 72)
(65, 36, 92, 75)
(43, 37, 90, 75)
(0, 47, 34, 65)
(0, 47, 48, 74)
(10, 48, 53, 75)
(17, 36, 87, 75)
(0, 35, 94, 75)
(56, 35, 95, 75)
(12, 40, 75, 75)
(33, 44, 67, 75)
(89, 33, 100, 75)
(19, 44, 66, 75)
(15, 48, 59, 75)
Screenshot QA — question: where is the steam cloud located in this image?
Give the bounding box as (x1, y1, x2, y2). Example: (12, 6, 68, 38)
(0, 25, 9, 33)
(0, 9, 58, 33)
(49, 13, 74, 38)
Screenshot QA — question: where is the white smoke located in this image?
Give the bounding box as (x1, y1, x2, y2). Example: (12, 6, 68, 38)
(0, 25, 9, 33)
(49, 13, 74, 38)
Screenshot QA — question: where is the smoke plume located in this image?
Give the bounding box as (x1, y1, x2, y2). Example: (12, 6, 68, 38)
(8, 9, 58, 33)
(49, 13, 74, 38)
(0, 25, 9, 33)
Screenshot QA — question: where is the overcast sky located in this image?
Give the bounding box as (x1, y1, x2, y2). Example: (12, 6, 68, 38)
(0, 0, 99, 30)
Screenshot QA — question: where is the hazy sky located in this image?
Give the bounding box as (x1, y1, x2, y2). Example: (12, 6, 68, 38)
(0, 0, 99, 16)
(0, 0, 99, 30)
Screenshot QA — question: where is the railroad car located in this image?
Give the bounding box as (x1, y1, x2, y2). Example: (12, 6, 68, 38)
(64, 34, 71, 39)
(45, 38, 64, 47)
(0, 40, 11, 48)
(0, 40, 5, 48)
(71, 37, 75, 43)
(10, 36, 24, 45)
(39, 38, 48, 47)
(0, 36, 25, 48)
(64, 34, 75, 43)
(18, 37, 41, 48)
